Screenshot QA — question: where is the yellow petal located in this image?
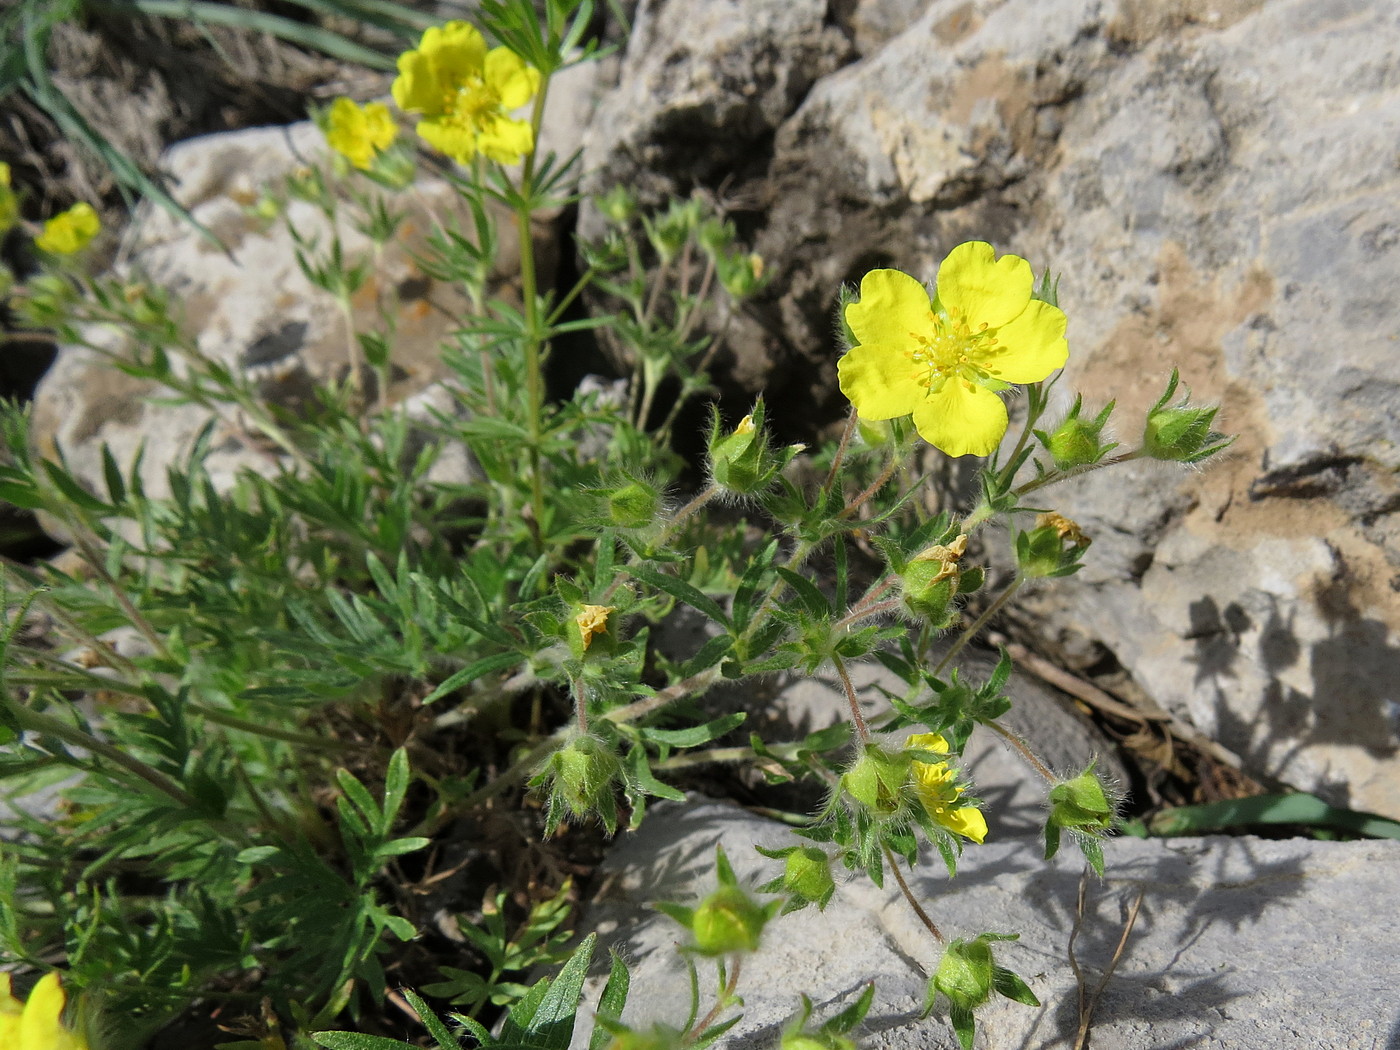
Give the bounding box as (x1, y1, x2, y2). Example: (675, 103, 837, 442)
(362, 102, 398, 152)
(941, 804, 988, 843)
(423, 21, 488, 81)
(416, 118, 477, 164)
(392, 48, 444, 115)
(476, 114, 535, 164)
(910, 379, 1008, 458)
(982, 298, 1068, 384)
(19, 973, 65, 1043)
(906, 732, 950, 755)
(845, 268, 934, 350)
(35, 203, 100, 255)
(936, 241, 1033, 329)
(485, 47, 540, 110)
(837, 341, 921, 421)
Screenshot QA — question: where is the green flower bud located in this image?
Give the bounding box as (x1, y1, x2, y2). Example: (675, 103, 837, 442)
(697, 216, 736, 257)
(656, 845, 779, 956)
(1015, 513, 1090, 579)
(692, 884, 770, 954)
(718, 250, 766, 299)
(1034, 395, 1117, 470)
(604, 1024, 685, 1050)
(546, 735, 620, 817)
(582, 229, 630, 273)
(707, 400, 802, 495)
(783, 846, 836, 908)
(934, 937, 997, 1014)
(1048, 766, 1114, 831)
(1141, 368, 1234, 463)
(841, 744, 912, 819)
(1043, 761, 1118, 871)
(901, 534, 967, 625)
(608, 480, 661, 529)
(596, 185, 637, 225)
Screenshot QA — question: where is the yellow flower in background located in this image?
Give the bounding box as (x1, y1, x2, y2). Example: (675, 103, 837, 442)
(838, 242, 1068, 458)
(35, 203, 100, 256)
(0, 162, 18, 233)
(0, 972, 90, 1050)
(324, 98, 398, 170)
(906, 732, 987, 844)
(391, 22, 541, 166)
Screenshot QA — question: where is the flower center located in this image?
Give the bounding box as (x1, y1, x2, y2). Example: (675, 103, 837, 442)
(446, 76, 501, 128)
(905, 310, 1003, 395)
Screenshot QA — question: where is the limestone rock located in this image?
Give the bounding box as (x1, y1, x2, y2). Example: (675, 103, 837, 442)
(572, 797, 1399, 1049)
(581, 0, 1400, 815)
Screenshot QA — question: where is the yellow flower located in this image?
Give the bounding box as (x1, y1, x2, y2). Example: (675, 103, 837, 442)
(324, 98, 398, 170)
(0, 972, 90, 1050)
(906, 732, 987, 844)
(35, 203, 100, 256)
(574, 604, 615, 651)
(0, 162, 18, 234)
(391, 22, 541, 166)
(838, 242, 1068, 458)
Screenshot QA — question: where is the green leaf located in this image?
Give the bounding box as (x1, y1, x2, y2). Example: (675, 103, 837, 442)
(423, 651, 522, 704)
(992, 966, 1040, 1007)
(497, 933, 596, 1049)
(773, 567, 831, 618)
(625, 563, 730, 627)
(639, 712, 745, 748)
(589, 952, 631, 1050)
(312, 1035, 417, 1050)
(402, 988, 463, 1050)
(1147, 792, 1400, 840)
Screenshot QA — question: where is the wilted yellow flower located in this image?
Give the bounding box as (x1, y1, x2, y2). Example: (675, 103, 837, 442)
(909, 533, 967, 584)
(324, 98, 398, 170)
(0, 162, 18, 234)
(0, 972, 90, 1050)
(35, 203, 100, 256)
(906, 732, 987, 843)
(1035, 511, 1090, 547)
(838, 242, 1068, 458)
(391, 22, 541, 165)
(574, 604, 615, 651)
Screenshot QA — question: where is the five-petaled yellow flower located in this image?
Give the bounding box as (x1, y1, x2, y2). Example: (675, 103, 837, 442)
(906, 732, 987, 844)
(838, 242, 1068, 458)
(325, 98, 398, 170)
(35, 203, 100, 256)
(0, 972, 90, 1050)
(392, 22, 541, 166)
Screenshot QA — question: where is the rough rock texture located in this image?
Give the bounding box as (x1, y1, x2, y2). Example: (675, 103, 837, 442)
(592, 0, 1400, 817)
(573, 797, 1400, 1049)
(30, 121, 479, 503)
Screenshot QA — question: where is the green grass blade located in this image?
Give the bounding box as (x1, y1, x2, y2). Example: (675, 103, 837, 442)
(1148, 792, 1400, 840)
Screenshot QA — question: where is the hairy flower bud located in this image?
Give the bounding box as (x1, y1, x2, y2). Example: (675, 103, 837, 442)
(841, 744, 912, 819)
(608, 481, 661, 529)
(1035, 395, 1117, 470)
(1141, 369, 1233, 463)
(901, 535, 967, 625)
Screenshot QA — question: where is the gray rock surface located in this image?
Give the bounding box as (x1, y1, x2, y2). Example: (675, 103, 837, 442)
(574, 797, 1400, 1049)
(584, 0, 1400, 817)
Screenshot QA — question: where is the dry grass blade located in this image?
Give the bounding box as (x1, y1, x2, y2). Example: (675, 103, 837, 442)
(1068, 871, 1144, 1050)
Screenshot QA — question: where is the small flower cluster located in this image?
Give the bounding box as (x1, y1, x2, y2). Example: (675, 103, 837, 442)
(322, 20, 543, 174)
(1, 162, 102, 263)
